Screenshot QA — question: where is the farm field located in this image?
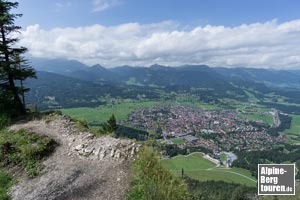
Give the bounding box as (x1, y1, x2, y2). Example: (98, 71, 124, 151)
(61, 99, 224, 126)
(161, 153, 257, 187)
(61, 100, 162, 125)
(171, 138, 186, 144)
(61, 95, 279, 128)
(238, 113, 273, 126)
(283, 114, 300, 135)
(244, 90, 258, 103)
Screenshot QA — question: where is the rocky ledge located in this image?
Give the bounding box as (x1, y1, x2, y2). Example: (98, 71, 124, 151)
(9, 115, 140, 200)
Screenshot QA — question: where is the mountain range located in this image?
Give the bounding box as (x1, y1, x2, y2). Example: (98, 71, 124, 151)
(30, 58, 300, 87)
(25, 58, 300, 110)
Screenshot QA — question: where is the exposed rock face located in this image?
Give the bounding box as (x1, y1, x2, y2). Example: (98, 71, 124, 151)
(9, 115, 140, 200)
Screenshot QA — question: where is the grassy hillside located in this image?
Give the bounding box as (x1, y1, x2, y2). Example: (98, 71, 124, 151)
(161, 153, 257, 187)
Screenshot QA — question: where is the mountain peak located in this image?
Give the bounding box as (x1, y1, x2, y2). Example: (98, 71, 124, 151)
(150, 64, 170, 70)
(90, 64, 107, 72)
(91, 64, 104, 68)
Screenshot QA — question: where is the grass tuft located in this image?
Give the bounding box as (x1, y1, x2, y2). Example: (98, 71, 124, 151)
(0, 129, 57, 177)
(0, 169, 14, 200)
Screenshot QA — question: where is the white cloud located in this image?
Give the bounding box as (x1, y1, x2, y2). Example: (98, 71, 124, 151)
(92, 0, 121, 12)
(54, 1, 72, 12)
(19, 19, 300, 69)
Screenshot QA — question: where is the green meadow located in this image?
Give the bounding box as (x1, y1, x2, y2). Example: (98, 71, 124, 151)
(284, 114, 300, 136)
(238, 112, 273, 126)
(61, 99, 223, 126)
(171, 138, 186, 145)
(161, 153, 257, 187)
(61, 100, 162, 125)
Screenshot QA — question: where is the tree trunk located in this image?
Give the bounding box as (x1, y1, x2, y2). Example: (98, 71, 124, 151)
(8, 74, 25, 113)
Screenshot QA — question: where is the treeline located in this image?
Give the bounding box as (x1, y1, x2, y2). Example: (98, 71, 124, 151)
(267, 113, 292, 136)
(274, 89, 300, 104)
(97, 115, 149, 141)
(115, 125, 149, 141)
(232, 145, 300, 177)
(184, 177, 257, 200)
(260, 102, 300, 114)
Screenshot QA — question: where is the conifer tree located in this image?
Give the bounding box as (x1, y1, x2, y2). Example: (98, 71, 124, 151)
(0, 0, 35, 115)
(107, 114, 118, 132)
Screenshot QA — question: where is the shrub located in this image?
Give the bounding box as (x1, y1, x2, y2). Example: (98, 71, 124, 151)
(127, 147, 188, 200)
(42, 110, 62, 116)
(0, 113, 11, 130)
(69, 117, 89, 131)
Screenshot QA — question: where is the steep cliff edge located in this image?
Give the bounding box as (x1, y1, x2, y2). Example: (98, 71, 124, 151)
(9, 115, 140, 200)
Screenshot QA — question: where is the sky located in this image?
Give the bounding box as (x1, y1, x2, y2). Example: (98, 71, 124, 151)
(14, 0, 300, 68)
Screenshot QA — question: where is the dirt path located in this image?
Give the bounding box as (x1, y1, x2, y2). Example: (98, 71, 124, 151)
(209, 169, 257, 183)
(9, 115, 139, 200)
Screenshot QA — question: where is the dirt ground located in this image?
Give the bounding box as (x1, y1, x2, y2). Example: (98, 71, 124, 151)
(9, 115, 139, 200)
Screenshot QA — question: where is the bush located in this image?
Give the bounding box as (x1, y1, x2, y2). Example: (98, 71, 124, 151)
(69, 117, 89, 131)
(127, 147, 188, 200)
(0, 113, 11, 130)
(42, 110, 62, 116)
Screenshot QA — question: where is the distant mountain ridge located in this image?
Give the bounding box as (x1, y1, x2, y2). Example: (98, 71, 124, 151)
(30, 58, 300, 87)
(31, 58, 89, 75)
(215, 67, 300, 86)
(23, 58, 300, 110)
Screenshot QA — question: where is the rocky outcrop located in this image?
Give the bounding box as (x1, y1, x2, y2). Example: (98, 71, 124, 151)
(9, 115, 140, 200)
(72, 135, 139, 161)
